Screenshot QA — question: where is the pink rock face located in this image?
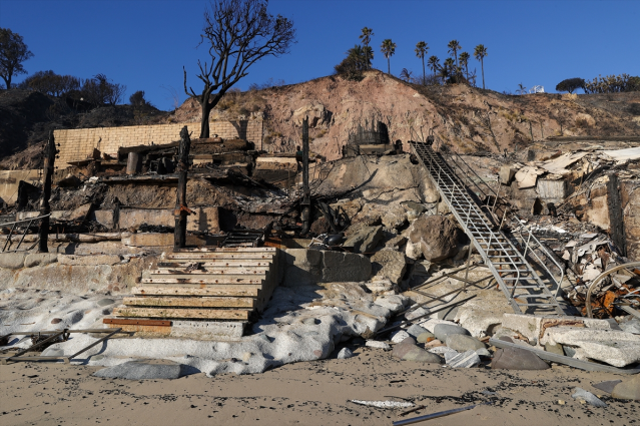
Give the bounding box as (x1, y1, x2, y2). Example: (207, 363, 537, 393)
(409, 215, 460, 261)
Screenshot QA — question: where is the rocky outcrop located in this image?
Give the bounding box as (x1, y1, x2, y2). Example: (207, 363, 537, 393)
(407, 215, 461, 261)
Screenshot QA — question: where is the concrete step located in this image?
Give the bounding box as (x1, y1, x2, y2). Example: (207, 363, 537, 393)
(132, 285, 261, 297)
(113, 306, 251, 321)
(143, 275, 265, 284)
(123, 296, 255, 309)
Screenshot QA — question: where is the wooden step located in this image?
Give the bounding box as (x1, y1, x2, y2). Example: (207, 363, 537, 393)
(132, 285, 261, 297)
(157, 260, 272, 268)
(151, 267, 270, 275)
(113, 307, 251, 320)
(143, 276, 265, 285)
(123, 296, 255, 309)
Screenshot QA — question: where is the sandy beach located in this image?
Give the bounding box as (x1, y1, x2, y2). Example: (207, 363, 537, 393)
(1, 345, 637, 426)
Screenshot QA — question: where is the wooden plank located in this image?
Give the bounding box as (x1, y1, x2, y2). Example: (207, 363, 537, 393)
(123, 296, 255, 308)
(166, 252, 275, 260)
(105, 323, 171, 335)
(152, 267, 269, 275)
(113, 307, 250, 320)
(103, 318, 171, 326)
(133, 285, 261, 297)
(142, 277, 264, 285)
(171, 247, 277, 253)
(158, 260, 272, 268)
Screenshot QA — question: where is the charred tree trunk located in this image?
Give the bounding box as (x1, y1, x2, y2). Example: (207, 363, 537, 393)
(300, 117, 311, 236)
(200, 100, 213, 139)
(174, 126, 192, 251)
(38, 131, 57, 253)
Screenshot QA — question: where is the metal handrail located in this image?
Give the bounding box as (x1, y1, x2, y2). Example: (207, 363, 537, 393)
(444, 151, 565, 296)
(1, 213, 50, 253)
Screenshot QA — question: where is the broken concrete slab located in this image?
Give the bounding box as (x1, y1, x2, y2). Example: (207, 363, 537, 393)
(502, 314, 616, 346)
(24, 253, 58, 268)
(0, 253, 27, 269)
(454, 289, 512, 338)
(445, 349, 481, 368)
(499, 165, 518, 185)
(342, 224, 384, 253)
(58, 254, 121, 266)
(571, 387, 607, 408)
(515, 165, 546, 189)
(491, 345, 550, 370)
(592, 380, 623, 394)
(544, 327, 640, 367)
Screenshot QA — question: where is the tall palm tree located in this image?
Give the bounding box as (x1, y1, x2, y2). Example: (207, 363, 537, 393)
(380, 39, 396, 74)
(459, 51, 470, 81)
(414, 41, 428, 85)
(359, 27, 374, 47)
(427, 55, 440, 84)
(447, 40, 461, 70)
(474, 44, 488, 89)
(362, 46, 374, 70)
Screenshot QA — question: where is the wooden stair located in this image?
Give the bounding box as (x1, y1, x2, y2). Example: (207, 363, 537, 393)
(110, 247, 281, 334)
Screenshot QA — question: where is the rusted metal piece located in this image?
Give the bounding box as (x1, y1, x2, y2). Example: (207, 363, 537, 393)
(0, 328, 124, 365)
(585, 261, 640, 318)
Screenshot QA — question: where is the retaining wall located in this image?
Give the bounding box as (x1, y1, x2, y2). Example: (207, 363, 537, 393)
(54, 120, 263, 167)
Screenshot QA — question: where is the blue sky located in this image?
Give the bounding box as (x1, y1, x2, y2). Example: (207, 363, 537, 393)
(2, 0, 639, 111)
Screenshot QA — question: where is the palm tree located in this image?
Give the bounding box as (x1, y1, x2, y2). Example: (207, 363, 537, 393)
(442, 58, 455, 84)
(474, 44, 488, 89)
(447, 40, 461, 70)
(459, 52, 470, 81)
(400, 68, 413, 82)
(360, 27, 374, 70)
(516, 83, 527, 95)
(380, 39, 396, 74)
(414, 41, 428, 85)
(359, 27, 374, 47)
(427, 55, 440, 84)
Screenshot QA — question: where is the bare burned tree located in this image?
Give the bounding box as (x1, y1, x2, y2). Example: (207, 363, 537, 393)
(184, 0, 295, 139)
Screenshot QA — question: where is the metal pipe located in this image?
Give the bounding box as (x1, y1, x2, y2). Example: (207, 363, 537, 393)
(393, 403, 485, 426)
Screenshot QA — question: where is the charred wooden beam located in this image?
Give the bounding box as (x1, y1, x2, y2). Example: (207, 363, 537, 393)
(174, 126, 192, 251)
(38, 131, 57, 253)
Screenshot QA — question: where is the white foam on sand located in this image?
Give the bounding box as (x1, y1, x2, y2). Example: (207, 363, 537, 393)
(1, 283, 405, 376)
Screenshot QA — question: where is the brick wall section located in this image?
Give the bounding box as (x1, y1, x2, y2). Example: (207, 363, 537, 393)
(54, 120, 263, 167)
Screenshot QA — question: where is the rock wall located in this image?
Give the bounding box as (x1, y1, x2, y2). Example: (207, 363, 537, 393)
(54, 119, 263, 167)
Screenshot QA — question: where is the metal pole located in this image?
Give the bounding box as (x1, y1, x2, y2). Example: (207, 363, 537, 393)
(38, 131, 57, 253)
(174, 126, 191, 251)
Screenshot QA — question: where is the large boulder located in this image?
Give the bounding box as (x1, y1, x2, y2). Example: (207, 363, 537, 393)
(283, 249, 371, 286)
(370, 249, 406, 285)
(343, 224, 384, 253)
(408, 215, 460, 261)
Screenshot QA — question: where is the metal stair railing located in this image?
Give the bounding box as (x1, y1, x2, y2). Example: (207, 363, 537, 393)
(410, 141, 565, 315)
(1, 213, 49, 253)
(443, 151, 565, 299)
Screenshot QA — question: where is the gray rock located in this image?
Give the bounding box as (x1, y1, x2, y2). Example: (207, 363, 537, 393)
(437, 306, 459, 321)
(475, 348, 491, 357)
(611, 375, 640, 401)
(563, 346, 577, 357)
(93, 361, 199, 380)
(343, 225, 384, 254)
(405, 307, 430, 321)
(41, 348, 64, 357)
(433, 324, 470, 342)
(97, 298, 115, 307)
(408, 215, 460, 261)
(416, 332, 435, 344)
(336, 348, 354, 359)
(544, 342, 564, 356)
(445, 350, 481, 368)
(592, 380, 623, 394)
(491, 339, 550, 370)
(445, 334, 485, 352)
(370, 249, 406, 284)
(391, 330, 411, 343)
(403, 347, 442, 363)
(385, 235, 408, 250)
(572, 387, 607, 408)
(24, 253, 58, 268)
(406, 324, 428, 338)
(392, 337, 417, 359)
(51, 318, 62, 324)
(365, 340, 390, 350)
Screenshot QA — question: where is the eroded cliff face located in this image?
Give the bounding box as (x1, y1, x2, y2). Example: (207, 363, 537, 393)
(170, 70, 640, 161)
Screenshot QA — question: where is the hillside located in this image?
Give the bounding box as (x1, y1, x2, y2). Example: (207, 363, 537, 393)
(172, 70, 640, 160)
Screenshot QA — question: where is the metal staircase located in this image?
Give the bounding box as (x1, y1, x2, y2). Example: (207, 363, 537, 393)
(410, 140, 566, 316)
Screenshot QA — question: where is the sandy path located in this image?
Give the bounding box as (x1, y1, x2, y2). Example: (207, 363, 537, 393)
(1, 346, 637, 426)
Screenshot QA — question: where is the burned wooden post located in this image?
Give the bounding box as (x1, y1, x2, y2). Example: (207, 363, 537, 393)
(300, 117, 311, 235)
(173, 126, 192, 251)
(38, 131, 57, 253)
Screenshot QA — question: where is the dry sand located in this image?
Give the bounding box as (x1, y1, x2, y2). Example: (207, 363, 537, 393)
(1, 345, 637, 426)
